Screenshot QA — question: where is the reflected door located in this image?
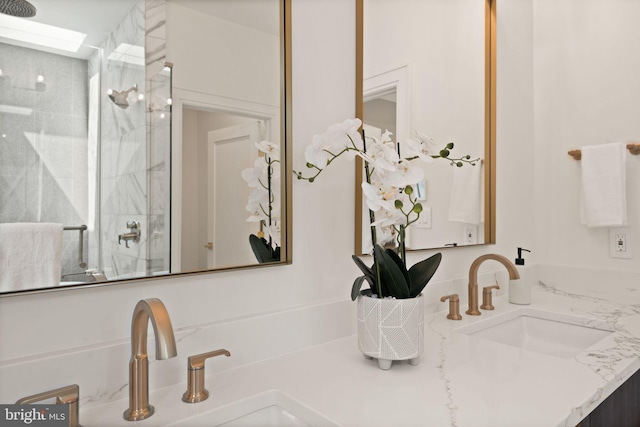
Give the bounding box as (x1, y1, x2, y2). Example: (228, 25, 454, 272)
(207, 122, 262, 268)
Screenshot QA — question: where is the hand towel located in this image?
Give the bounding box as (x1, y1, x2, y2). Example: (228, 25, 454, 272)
(0, 223, 63, 292)
(580, 143, 627, 227)
(448, 162, 482, 225)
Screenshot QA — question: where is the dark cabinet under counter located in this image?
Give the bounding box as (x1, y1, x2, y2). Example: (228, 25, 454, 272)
(578, 368, 640, 427)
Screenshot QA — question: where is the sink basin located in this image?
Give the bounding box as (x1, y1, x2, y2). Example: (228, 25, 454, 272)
(164, 390, 339, 427)
(455, 308, 615, 358)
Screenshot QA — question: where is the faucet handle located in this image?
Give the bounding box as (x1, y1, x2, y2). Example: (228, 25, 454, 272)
(481, 285, 500, 310)
(440, 294, 462, 320)
(182, 349, 231, 403)
(16, 384, 81, 427)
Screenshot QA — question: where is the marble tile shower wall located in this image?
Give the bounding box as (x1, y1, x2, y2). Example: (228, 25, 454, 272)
(0, 43, 90, 278)
(98, 1, 149, 279)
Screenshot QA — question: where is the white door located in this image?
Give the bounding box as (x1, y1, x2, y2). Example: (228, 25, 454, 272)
(207, 122, 262, 268)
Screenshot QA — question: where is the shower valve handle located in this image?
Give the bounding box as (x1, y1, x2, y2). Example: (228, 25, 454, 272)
(118, 221, 141, 248)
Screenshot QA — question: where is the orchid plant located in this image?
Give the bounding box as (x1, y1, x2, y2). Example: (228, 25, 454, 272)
(296, 118, 478, 300)
(241, 140, 281, 263)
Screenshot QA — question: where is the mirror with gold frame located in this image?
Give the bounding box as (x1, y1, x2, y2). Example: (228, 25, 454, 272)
(0, 0, 292, 296)
(355, 0, 496, 255)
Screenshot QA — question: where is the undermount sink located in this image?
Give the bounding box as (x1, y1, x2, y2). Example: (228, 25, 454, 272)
(456, 308, 615, 359)
(164, 390, 339, 427)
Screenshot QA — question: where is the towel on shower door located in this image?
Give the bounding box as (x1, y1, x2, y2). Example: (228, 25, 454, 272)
(448, 162, 482, 225)
(580, 143, 627, 227)
(0, 223, 63, 292)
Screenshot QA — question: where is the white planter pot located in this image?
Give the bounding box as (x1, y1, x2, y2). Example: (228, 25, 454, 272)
(356, 293, 424, 370)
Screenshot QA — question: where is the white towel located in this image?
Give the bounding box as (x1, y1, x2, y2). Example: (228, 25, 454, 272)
(0, 223, 63, 292)
(448, 162, 482, 225)
(580, 143, 627, 227)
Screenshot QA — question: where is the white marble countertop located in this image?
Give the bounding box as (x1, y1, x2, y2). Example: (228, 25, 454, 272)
(82, 279, 640, 427)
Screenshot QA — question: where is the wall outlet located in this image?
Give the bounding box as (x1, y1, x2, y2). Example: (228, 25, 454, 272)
(609, 228, 632, 259)
(416, 207, 432, 229)
(464, 226, 477, 244)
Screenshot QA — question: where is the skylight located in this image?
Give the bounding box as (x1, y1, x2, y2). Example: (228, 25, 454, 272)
(0, 13, 87, 53)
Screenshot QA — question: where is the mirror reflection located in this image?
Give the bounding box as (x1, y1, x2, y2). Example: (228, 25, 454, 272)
(0, 0, 291, 295)
(356, 0, 495, 254)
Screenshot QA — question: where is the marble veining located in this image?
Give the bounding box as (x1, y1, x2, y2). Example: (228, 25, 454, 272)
(538, 281, 640, 382)
(428, 314, 460, 427)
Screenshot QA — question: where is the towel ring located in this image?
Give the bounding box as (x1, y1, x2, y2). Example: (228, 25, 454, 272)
(568, 143, 640, 160)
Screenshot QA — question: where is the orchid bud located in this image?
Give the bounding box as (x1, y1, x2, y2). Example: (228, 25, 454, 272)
(395, 200, 404, 209)
(413, 203, 423, 214)
(439, 149, 450, 157)
(404, 185, 413, 195)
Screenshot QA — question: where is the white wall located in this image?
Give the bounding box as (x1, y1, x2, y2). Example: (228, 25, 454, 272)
(166, 2, 279, 105)
(533, 0, 640, 271)
(0, 0, 545, 407)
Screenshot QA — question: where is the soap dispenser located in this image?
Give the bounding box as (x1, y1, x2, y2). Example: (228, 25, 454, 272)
(509, 247, 532, 305)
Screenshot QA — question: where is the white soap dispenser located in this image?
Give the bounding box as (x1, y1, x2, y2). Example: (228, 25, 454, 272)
(509, 247, 531, 305)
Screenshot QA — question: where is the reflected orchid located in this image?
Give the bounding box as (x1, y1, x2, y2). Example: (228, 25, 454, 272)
(242, 140, 282, 259)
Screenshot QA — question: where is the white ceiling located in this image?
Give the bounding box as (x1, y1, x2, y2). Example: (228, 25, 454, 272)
(1, 0, 279, 59)
(0, 0, 140, 58)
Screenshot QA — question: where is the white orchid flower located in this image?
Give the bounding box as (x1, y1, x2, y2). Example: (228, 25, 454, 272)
(380, 129, 394, 143)
(361, 182, 397, 212)
(404, 137, 436, 163)
(255, 140, 279, 158)
(370, 205, 405, 228)
(304, 138, 332, 168)
(365, 138, 399, 172)
(317, 118, 364, 158)
(383, 159, 425, 188)
(241, 166, 264, 188)
(245, 188, 270, 222)
(408, 131, 440, 159)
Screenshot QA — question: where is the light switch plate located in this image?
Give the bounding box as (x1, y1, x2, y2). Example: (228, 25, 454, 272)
(416, 207, 432, 229)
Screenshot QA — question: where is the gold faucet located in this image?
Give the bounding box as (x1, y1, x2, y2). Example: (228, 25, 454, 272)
(16, 384, 81, 427)
(182, 349, 231, 403)
(440, 294, 462, 320)
(123, 298, 177, 422)
(466, 254, 519, 316)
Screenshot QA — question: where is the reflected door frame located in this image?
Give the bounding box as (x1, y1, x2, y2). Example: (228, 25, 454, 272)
(171, 88, 279, 273)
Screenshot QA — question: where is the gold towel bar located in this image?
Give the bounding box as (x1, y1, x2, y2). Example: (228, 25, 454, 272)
(568, 143, 640, 160)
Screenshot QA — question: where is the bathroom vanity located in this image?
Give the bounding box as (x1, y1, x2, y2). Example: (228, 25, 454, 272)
(79, 271, 640, 427)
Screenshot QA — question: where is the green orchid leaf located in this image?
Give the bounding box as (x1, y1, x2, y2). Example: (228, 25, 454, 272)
(384, 248, 410, 289)
(249, 234, 274, 264)
(374, 245, 410, 299)
(351, 255, 376, 285)
(408, 252, 442, 297)
(351, 275, 372, 301)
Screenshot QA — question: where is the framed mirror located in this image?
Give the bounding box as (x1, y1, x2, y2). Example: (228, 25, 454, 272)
(0, 0, 292, 296)
(355, 0, 496, 254)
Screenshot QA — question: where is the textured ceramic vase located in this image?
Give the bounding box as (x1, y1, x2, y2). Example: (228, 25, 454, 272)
(356, 293, 424, 370)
